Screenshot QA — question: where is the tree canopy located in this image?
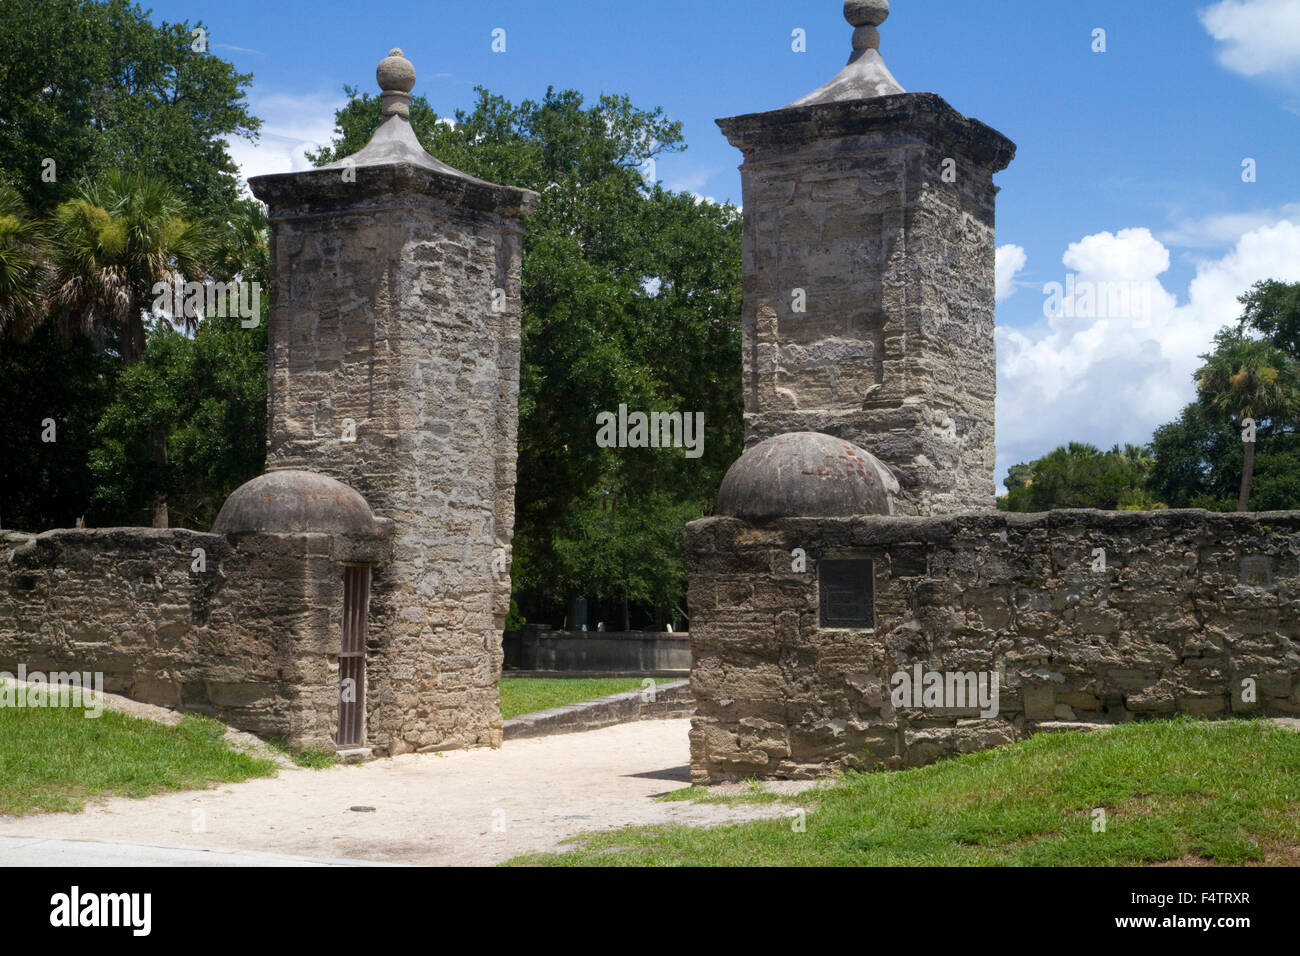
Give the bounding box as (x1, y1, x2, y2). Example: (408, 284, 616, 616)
(0, 0, 258, 217)
(0, 0, 264, 532)
(998, 442, 1160, 512)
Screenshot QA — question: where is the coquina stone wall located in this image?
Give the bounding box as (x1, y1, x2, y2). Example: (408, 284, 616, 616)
(686, 509, 1300, 782)
(0, 527, 385, 749)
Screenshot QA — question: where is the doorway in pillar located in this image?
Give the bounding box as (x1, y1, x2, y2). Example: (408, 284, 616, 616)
(337, 563, 371, 747)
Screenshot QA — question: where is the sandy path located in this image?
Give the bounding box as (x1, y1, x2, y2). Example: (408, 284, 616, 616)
(0, 719, 787, 866)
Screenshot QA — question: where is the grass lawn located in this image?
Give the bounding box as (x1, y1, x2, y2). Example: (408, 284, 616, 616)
(0, 697, 278, 816)
(499, 677, 670, 720)
(509, 717, 1300, 866)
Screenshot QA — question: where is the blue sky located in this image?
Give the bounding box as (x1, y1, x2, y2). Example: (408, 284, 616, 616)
(148, 0, 1300, 486)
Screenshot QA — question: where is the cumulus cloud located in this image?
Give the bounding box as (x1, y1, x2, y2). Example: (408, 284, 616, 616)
(995, 219, 1300, 486)
(1200, 0, 1300, 78)
(1061, 228, 1170, 280)
(995, 244, 1027, 302)
(225, 91, 349, 185)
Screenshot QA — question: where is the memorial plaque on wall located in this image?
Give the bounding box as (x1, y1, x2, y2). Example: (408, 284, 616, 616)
(819, 558, 874, 628)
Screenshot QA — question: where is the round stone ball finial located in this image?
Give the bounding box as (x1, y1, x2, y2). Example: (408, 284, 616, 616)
(377, 48, 416, 93)
(844, 0, 889, 27)
(376, 47, 416, 117)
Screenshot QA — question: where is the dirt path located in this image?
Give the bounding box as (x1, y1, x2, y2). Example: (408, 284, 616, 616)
(0, 719, 788, 866)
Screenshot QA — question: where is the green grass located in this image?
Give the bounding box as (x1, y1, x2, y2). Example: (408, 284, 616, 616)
(287, 747, 341, 768)
(508, 718, 1300, 866)
(499, 677, 672, 720)
(0, 696, 278, 816)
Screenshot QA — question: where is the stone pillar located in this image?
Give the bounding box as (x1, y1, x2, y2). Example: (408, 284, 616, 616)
(716, 1, 1015, 514)
(250, 49, 537, 754)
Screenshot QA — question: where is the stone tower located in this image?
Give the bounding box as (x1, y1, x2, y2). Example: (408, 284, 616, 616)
(250, 50, 538, 754)
(716, 1, 1015, 514)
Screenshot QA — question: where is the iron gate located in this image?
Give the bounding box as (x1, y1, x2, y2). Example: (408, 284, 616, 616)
(337, 563, 370, 747)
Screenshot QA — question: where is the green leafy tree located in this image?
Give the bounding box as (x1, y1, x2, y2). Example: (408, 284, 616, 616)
(0, 322, 118, 530)
(1150, 409, 1300, 513)
(1194, 328, 1300, 511)
(310, 85, 742, 624)
(1003, 462, 1031, 492)
(0, 0, 259, 217)
(1148, 402, 1235, 509)
(1239, 279, 1300, 358)
(1148, 281, 1300, 512)
(551, 473, 701, 630)
(0, 0, 264, 533)
(87, 311, 267, 529)
(0, 185, 49, 339)
(999, 442, 1161, 512)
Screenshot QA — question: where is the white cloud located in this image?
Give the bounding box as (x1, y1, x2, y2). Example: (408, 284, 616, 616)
(225, 91, 349, 185)
(1159, 203, 1300, 248)
(1061, 228, 1170, 279)
(995, 244, 1027, 302)
(995, 219, 1300, 486)
(663, 166, 719, 194)
(213, 43, 263, 56)
(1200, 0, 1300, 78)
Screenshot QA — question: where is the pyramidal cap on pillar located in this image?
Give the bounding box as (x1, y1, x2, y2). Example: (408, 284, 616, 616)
(716, 1, 1015, 170)
(249, 48, 538, 215)
(789, 0, 905, 106)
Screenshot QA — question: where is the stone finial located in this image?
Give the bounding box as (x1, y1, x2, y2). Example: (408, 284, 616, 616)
(309, 44, 498, 181)
(377, 48, 416, 118)
(845, 0, 889, 53)
(785, 0, 904, 107)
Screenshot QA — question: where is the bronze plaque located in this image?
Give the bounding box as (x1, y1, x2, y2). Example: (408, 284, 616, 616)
(819, 558, 874, 628)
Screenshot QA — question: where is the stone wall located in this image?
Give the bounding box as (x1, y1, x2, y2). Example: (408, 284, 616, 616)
(686, 509, 1300, 782)
(0, 527, 384, 749)
(717, 94, 1015, 515)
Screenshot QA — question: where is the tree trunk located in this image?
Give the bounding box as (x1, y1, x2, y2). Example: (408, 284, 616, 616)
(1237, 439, 1256, 512)
(122, 312, 147, 365)
(132, 301, 169, 526)
(151, 424, 168, 528)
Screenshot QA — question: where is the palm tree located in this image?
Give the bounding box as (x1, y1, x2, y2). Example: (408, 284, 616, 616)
(0, 185, 50, 340)
(49, 170, 209, 364)
(1195, 329, 1300, 511)
(210, 198, 269, 287)
(50, 172, 211, 527)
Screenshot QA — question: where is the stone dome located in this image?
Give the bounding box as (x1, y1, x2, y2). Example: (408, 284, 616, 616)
(212, 470, 377, 535)
(715, 432, 898, 518)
